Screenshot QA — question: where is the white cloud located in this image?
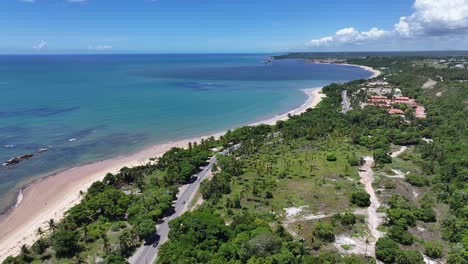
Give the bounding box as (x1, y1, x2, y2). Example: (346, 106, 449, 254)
(394, 0, 468, 37)
(18, 0, 35, 2)
(33, 40, 47, 50)
(87, 44, 113, 51)
(309, 27, 388, 46)
(309, 36, 333, 46)
(309, 0, 468, 47)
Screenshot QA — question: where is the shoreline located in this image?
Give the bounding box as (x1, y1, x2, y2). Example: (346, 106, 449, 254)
(0, 87, 325, 261)
(304, 60, 382, 79)
(342, 63, 381, 79)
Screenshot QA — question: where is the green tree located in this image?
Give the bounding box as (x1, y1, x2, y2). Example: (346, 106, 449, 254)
(244, 233, 282, 258)
(375, 237, 400, 263)
(388, 225, 414, 245)
(52, 230, 80, 258)
(424, 241, 443, 259)
(312, 222, 335, 243)
(351, 190, 371, 207)
(136, 219, 156, 241)
(395, 250, 424, 264)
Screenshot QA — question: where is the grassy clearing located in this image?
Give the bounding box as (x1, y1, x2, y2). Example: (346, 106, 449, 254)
(212, 137, 371, 227)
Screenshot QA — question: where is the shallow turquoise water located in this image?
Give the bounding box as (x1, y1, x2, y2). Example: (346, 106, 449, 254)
(0, 54, 370, 211)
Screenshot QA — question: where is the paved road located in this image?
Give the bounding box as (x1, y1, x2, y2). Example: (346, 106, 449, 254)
(128, 147, 234, 264)
(341, 90, 351, 114)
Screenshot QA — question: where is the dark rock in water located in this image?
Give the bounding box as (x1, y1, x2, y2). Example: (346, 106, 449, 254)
(2, 153, 34, 166)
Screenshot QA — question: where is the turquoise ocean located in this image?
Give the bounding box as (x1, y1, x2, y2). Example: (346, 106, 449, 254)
(0, 54, 371, 212)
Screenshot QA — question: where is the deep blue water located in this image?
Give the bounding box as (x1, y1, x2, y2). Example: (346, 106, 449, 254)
(0, 54, 370, 211)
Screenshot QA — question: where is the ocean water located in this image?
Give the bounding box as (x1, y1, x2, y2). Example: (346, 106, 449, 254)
(0, 54, 371, 212)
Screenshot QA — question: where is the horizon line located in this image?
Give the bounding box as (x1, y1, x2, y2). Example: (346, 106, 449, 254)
(1, 50, 468, 56)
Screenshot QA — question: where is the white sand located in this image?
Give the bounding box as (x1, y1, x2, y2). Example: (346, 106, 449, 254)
(341, 63, 382, 79)
(0, 87, 325, 261)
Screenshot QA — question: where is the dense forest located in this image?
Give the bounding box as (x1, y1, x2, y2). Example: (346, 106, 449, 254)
(4, 55, 467, 264)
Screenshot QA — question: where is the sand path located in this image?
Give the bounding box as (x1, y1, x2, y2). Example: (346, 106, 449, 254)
(358, 156, 384, 256)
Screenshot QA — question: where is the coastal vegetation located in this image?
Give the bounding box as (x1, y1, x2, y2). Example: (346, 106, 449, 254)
(4, 54, 467, 263)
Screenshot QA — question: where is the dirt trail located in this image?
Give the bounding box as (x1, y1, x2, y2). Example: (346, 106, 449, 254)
(359, 156, 384, 253)
(422, 78, 437, 89)
(391, 146, 407, 158)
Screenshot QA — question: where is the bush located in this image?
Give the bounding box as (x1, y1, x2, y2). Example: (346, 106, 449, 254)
(406, 173, 427, 187)
(333, 212, 357, 226)
(245, 233, 282, 258)
(326, 153, 337, 161)
(416, 207, 436, 222)
(374, 149, 392, 164)
(388, 225, 414, 245)
(395, 250, 424, 264)
(376, 237, 400, 263)
(424, 241, 443, 259)
(387, 208, 417, 228)
(52, 230, 80, 258)
(348, 156, 363, 166)
(312, 222, 335, 242)
(137, 219, 156, 241)
(351, 190, 371, 207)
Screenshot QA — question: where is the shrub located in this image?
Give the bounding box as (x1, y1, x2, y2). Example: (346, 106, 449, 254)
(312, 222, 335, 242)
(374, 149, 392, 164)
(348, 156, 363, 166)
(52, 230, 80, 258)
(424, 241, 443, 259)
(137, 219, 156, 241)
(326, 153, 337, 161)
(387, 208, 417, 228)
(375, 237, 400, 263)
(351, 190, 371, 207)
(334, 212, 357, 226)
(395, 250, 424, 264)
(406, 173, 427, 187)
(388, 225, 414, 245)
(416, 207, 436, 222)
(245, 233, 282, 258)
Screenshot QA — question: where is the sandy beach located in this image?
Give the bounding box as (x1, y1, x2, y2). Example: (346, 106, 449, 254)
(306, 60, 382, 79)
(0, 87, 325, 261)
(343, 64, 382, 79)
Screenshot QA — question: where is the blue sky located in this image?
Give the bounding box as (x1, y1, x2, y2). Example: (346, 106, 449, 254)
(1, 0, 467, 53)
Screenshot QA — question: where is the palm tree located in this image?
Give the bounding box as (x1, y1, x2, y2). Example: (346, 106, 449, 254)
(36, 227, 44, 237)
(48, 219, 57, 234)
(20, 244, 29, 255)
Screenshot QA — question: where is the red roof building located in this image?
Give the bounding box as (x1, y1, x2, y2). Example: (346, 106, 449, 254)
(388, 108, 405, 115)
(366, 94, 426, 119)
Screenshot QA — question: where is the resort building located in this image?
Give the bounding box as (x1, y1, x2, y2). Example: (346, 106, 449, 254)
(365, 95, 426, 119)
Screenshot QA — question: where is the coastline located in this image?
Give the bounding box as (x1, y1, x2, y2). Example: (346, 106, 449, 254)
(304, 60, 382, 79)
(342, 63, 381, 79)
(0, 87, 325, 261)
